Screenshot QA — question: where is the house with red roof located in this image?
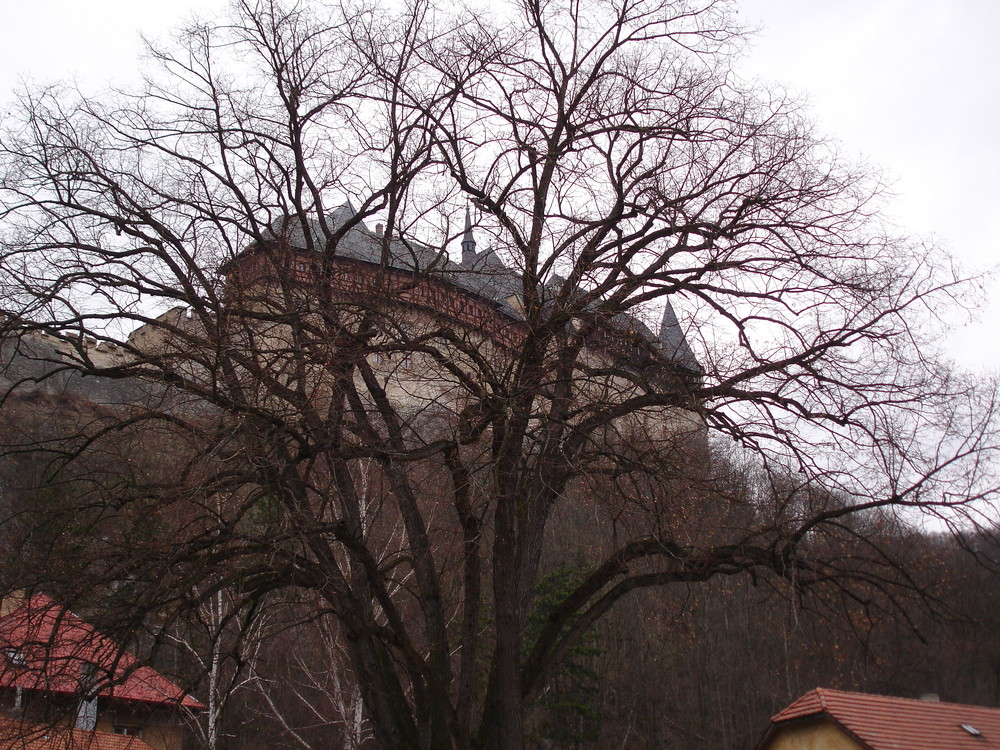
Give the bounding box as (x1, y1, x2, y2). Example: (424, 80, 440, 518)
(758, 687, 1000, 750)
(0, 593, 204, 750)
(0, 716, 156, 750)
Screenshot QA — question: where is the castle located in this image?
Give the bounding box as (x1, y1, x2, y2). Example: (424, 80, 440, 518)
(220, 203, 700, 376)
(2, 203, 700, 406)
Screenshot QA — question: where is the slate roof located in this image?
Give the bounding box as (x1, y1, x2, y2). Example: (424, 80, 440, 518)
(763, 687, 1000, 750)
(0, 335, 154, 407)
(0, 718, 155, 750)
(264, 203, 524, 314)
(261, 204, 700, 374)
(0, 594, 204, 710)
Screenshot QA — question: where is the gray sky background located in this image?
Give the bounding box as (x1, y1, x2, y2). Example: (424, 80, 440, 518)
(2, 0, 998, 369)
(738, 0, 1000, 372)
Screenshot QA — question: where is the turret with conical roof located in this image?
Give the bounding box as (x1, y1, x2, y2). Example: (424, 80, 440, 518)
(659, 300, 701, 375)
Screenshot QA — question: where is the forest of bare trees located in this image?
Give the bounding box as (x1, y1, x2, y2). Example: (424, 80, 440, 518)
(0, 0, 998, 749)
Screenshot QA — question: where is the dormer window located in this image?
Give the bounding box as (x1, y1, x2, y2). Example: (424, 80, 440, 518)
(3, 648, 26, 668)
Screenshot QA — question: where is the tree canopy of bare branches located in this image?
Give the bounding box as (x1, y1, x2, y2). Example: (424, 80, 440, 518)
(0, 0, 996, 748)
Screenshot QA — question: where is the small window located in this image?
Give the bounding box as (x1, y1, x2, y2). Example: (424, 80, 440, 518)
(399, 352, 413, 370)
(961, 724, 983, 737)
(114, 726, 141, 737)
(4, 648, 26, 668)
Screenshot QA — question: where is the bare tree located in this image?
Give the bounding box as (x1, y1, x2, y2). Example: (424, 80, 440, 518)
(0, 0, 996, 749)
(244, 596, 372, 750)
(168, 585, 269, 750)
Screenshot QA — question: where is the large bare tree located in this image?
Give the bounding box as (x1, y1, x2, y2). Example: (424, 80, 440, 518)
(0, 0, 996, 748)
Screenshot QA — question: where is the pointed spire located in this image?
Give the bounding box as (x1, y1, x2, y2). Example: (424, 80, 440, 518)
(659, 299, 682, 347)
(659, 299, 702, 374)
(329, 201, 357, 230)
(461, 205, 477, 265)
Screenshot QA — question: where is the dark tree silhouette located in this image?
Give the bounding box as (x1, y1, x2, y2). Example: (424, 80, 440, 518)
(1, 0, 996, 748)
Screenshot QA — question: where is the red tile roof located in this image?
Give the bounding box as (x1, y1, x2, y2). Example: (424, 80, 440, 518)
(0, 717, 156, 750)
(0, 593, 204, 710)
(767, 687, 1000, 750)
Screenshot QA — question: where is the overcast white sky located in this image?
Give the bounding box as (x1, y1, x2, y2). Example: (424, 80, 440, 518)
(738, 0, 1000, 372)
(2, 0, 998, 369)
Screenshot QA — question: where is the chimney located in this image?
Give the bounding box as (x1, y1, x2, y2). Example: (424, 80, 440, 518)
(0, 590, 25, 617)
(376, 223, 384, 237)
